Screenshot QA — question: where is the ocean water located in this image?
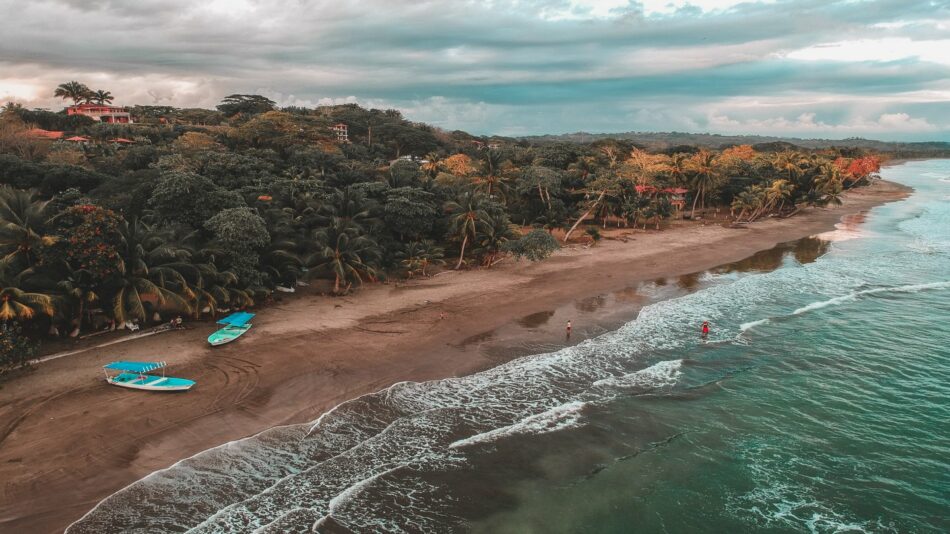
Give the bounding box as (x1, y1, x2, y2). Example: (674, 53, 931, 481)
(68, 160, 950, 533)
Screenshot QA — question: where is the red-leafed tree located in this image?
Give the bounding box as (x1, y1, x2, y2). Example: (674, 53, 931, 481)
(834, 155, 881, 184)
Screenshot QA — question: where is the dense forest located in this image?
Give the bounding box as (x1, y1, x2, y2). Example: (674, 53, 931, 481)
(0, 85, 884, 372)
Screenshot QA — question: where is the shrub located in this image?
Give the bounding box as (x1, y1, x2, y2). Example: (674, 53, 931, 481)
(503, 228, 560, 262)
(0, 323, 39, 377)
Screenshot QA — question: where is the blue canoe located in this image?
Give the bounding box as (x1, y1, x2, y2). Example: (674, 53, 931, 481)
(103, 361, 195, 391)
(208, 312, 255, 346)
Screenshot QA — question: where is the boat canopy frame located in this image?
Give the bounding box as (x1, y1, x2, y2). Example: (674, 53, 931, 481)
(217, 311, 255, 327)
(103, 361, 167, 373)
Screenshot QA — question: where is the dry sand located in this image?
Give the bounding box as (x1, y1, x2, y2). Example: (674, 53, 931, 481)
(0, 180, 910, 533)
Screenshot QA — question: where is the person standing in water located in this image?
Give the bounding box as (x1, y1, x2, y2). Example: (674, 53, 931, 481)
(566, 320, 573, 339)
(701, 320, 710, 339)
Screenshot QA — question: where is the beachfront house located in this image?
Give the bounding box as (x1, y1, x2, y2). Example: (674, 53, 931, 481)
(66, 103, 133, 124)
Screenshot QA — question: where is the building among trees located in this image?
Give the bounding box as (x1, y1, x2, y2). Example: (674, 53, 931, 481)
(331, 123, 349, 143)
(66, 103, 132, 124)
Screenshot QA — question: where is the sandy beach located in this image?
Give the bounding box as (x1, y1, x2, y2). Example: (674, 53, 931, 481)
(0, 179, 909, 534)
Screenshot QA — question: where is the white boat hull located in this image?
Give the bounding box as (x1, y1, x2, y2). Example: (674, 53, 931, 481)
(107, 373, 195, 391)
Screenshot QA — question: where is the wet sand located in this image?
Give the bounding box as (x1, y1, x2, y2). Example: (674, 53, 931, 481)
(0, 179, 910, 533)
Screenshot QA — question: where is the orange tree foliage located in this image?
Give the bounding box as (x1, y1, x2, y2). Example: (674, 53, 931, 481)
(441, 153, 476, 177)
(834, 156, 881, 181)
(720, 144, 756, 162)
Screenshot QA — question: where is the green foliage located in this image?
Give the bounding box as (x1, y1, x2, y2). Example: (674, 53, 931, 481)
(216, 94, 277, 116)
(149, 171, 244, 229)
(0, 96, 884, 339)
(504, 229, 560, 262)
(0, 323, 38, 376)
(39, 165, 107, 197)
(383, 186, 437, 240)
(205, 207, 269, 250)
(585, 227, 602, 241)
(206, 207, 270, 288)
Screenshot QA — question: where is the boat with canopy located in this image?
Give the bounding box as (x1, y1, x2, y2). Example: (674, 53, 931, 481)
(208, 311, 255, 346)
(103, 361, 196, 391)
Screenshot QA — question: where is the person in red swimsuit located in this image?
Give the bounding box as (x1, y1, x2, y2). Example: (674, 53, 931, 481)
(701, 321, 710, 338)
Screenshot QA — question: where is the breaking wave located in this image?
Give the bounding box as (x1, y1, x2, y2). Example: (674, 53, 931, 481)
(793, 281, 950, 315)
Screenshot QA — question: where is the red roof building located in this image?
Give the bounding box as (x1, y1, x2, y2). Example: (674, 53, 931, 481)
(67, 103, 132, 124)
(65, 135, 90, 142)
(23, 128, 64, 140)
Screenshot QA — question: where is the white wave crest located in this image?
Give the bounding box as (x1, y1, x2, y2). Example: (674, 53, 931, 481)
(793, 281, 950, 315)
(740, 318, 770, 332)
(449, 401, 586, 449)
(592, 359, 683, 389)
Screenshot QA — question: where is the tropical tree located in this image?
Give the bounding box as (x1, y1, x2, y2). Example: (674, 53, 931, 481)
(0, 187, 53, 275)
(91, 90, 114, 105)
(310, 219, 380, 294)
(396, 240, 444, 278)
(503, 229, 559, 262)
(444, 191, 491, 269)
(0, 287, 53, 323)
(687, 149, 721, 218)
(563, 171, 624, 242)
(53, 81, 91, 104)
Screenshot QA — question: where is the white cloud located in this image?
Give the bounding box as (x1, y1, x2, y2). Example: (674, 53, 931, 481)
(707, 111, 939, 134)
(787, 38, 950, 66)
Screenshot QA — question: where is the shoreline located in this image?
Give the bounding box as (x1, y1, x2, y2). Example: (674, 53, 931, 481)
(0, 179, 911, 533)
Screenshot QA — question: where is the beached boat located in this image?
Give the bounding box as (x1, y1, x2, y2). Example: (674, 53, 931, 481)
(208, 311, 255, 346)
(103, 361, 196, 391)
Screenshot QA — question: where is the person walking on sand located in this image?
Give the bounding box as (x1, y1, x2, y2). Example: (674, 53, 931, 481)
(701, 320, 710, 339)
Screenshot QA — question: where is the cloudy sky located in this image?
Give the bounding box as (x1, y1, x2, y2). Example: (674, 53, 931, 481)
(1, 0, 948, 140)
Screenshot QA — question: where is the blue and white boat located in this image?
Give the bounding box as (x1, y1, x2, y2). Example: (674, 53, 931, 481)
(208, 311, 255, 346)
(103, 361, 196, 392)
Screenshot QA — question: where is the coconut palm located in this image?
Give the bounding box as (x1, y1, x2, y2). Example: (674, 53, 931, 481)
(106, 219, 191, 326)
(0, 287, 53, 323)
(444, 191, 491, 269)
(91, 90, 114, 105)
(310, 219, 380, 294)
(421, 152, 442, 180)
(396, 240, 444, 278)
(0, 187, 53, 275)
(475, 149, 509, 200)
(473, 213, 515, 267)
(53, 81, 91, 105)
(814, 164, 845, 207)
(687, 149, 721, 218)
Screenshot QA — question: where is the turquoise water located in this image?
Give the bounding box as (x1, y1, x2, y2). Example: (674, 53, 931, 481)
(68, 161, 949, 533)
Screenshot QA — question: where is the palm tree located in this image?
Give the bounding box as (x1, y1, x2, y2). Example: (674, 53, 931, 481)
(18, 263, 97, 337)
(475, 149, 509, 200)
(444, 191, 491, 269)
(563, 172, 620, 242)
(91, 90, 113, 105)
(772, 151, 806, 182)
(397, 240, 444, 278)
(730, 189, 760, 222)
(421, 152, 442, 180)
(0, 287, 53, 323)
(53, 81, 91, 105)
(667, 153, 690, 187)
(814, 164, 845, 207)
(0, 187, 53, 275)
(310, 219, 379, 294)
(474, 214, 515, 267)
(107, 219, 191, 327)
(688, 149, 720, 219)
